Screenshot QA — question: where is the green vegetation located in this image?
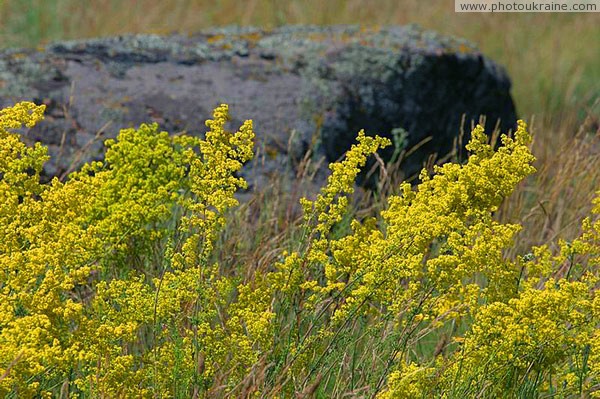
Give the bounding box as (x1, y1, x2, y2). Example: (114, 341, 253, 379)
(1, 101, 600, 397)
(0, 2, 599, 397)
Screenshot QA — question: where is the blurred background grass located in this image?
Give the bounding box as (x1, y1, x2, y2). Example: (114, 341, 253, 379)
(0, 0, 599, 251)
(0, 0, 597, 119)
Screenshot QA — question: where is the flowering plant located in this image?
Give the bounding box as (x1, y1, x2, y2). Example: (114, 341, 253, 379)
(1, 102, 598, 398)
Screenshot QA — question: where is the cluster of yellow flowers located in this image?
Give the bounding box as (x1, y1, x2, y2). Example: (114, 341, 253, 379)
(265, 119, 599, 396)
(1, 102, 97, 397)
(1, 101, 599, 397)
(375, 123, 600, 397)
(0, 102, 267, 397)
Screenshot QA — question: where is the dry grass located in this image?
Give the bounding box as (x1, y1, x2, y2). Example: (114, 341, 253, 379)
(498, 104, 600, 255)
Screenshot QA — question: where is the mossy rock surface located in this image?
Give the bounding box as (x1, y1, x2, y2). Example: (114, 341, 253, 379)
(0, 25, 516, 188)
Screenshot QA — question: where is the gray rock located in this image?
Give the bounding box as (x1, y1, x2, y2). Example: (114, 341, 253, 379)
(0, 25, 517, 189)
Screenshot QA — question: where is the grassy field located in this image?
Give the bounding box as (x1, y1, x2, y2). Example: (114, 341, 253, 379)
(0, 2, 599, 397)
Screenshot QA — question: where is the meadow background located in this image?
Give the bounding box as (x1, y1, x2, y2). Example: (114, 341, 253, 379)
(0, 0, 598, 252)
